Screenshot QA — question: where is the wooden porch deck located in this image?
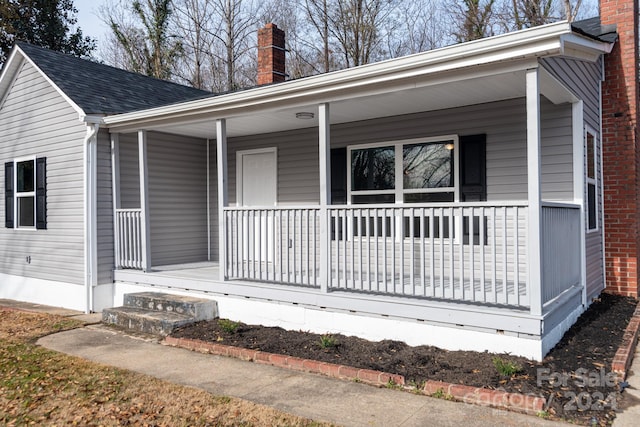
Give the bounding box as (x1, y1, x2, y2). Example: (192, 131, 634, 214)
(114, 261, 525, 308)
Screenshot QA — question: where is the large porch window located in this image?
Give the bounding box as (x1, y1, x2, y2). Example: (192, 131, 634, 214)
(348, 136, 457, 204)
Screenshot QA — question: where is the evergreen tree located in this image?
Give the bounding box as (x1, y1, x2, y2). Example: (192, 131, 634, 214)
(0, 0, 95, 65)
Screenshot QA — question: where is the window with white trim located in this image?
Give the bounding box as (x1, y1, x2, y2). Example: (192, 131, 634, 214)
(348, 136, 457, 204)
(5, 157, 47, 229)
(586, 131, 597, 231)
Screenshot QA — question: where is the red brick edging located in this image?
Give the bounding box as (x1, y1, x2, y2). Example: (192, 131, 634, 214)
(423, 380, 545, 414)
(612, 302, 640, 378)
(163, 336, 545, 415)
(164, 336, 404, 386)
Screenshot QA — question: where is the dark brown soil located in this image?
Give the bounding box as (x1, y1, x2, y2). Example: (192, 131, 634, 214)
(172, 293, 638, 426)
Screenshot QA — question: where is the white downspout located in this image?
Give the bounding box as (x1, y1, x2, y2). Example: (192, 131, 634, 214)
(84, 123, 99, 314)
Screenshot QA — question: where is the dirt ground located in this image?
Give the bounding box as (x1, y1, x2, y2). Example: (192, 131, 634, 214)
(172, 293, 638, 426)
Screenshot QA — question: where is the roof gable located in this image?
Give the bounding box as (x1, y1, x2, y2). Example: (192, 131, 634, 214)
(9, 42, 212, 116)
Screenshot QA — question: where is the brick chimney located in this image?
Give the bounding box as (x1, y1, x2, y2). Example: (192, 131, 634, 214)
(601, 0, 640, 297)
(257, 23, 286, 85)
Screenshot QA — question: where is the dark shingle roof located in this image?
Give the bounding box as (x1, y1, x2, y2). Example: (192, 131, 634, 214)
(16, 42, 213, 115)
(572, 17, 618, 43)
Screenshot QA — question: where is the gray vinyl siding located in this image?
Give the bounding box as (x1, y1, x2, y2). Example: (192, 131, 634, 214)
(228, 127, 319, 205)
(0, 60, 85, 285)
(540, 100, 573, 200)
(96, 129, 114, 284)
(118, 131, 211, 266)
(543, 57, 605, 298)
(228, 97, 574, 204)
(117, 133, 140, 209)
(542, 57, 602, 131)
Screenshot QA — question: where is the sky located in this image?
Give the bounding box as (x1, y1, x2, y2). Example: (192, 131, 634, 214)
(74, 0, 110, 51)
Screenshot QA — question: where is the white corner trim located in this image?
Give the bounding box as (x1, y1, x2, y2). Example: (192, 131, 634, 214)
(0, 51, 23, 111)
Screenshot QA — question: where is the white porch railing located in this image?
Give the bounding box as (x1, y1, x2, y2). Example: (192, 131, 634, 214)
(115, 209, 143, 269)
(541, 203, 581, 304)
(327, 203, 528, 306)
(222, 202, 530, 307)
(114, 202, 580, 309)
(223, 207, 321, 286)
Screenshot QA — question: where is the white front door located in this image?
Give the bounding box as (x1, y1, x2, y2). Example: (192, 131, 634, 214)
(238, 149, 277, 206)
(237, 148, 277, 264)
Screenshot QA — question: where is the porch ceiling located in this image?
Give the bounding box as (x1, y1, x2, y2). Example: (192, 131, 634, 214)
(128, 70, 532, 140)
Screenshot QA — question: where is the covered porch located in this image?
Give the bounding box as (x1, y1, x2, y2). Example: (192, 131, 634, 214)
(103, 22, 608, 358)
(110, 67, 583, 315)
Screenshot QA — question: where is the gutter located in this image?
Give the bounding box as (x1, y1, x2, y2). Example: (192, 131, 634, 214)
(83, 120, 100, 314)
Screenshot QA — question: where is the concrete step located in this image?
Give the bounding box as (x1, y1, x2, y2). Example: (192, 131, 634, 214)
(123, 292, 217, 321)
(102, 306, 196, 336)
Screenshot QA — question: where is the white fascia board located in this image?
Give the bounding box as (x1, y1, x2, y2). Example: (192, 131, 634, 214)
(0, 49, 24, 110)
(15, 45, 86, 120)
(104, 21, 580, 130)
(560, 33, 614, 60)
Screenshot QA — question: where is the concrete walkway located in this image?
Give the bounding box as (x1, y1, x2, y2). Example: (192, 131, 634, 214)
(37, 325, 562, 427)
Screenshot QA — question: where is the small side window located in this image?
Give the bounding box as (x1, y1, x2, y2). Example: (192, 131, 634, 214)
(16, 159, 35, 227)
(586, 132, 597, 231)
(5, 157, 46, 229)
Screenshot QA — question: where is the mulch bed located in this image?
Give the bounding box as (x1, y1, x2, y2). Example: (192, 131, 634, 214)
(171, 293, 638, 425)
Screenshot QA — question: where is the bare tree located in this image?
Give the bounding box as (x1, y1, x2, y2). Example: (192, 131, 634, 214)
(510, 0, 554, 29)
(97, 0, 599, 89)
(204, 0, 261, 91)
(173, 0, 215, 89)
(304, 0, 333, 73)
(387, 0, 446, 57)
(104, 0, 181, 79)
(330, 0, 399, 67)
(563, 0, 582, 21)
(453, 0, 497, 42)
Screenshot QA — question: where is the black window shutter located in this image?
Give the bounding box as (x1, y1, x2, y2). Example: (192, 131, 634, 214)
(460, 135, 487, 244)
(330, 148, 347, 204)
(35, 157, 46, 230)
(5, 162, 13, 228)
(459, 134, 487, 202)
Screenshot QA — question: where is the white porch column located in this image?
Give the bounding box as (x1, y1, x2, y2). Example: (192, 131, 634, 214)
(572, 101, 587, 306)
(526, 68, 543, 316)
(110, 133, 121, 269)
(216, 119, 229, 281)
(319, 103, 331, 293)
(138, 130, 152, 272)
